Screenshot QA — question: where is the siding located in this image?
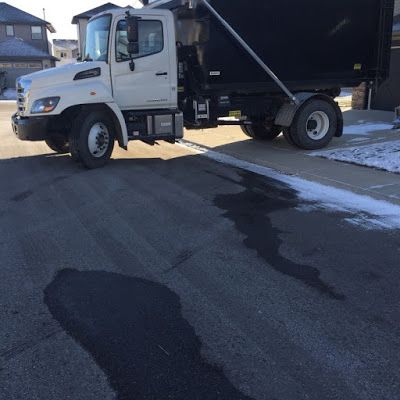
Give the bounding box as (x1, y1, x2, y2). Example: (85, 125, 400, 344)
(0, 23, 48, 53)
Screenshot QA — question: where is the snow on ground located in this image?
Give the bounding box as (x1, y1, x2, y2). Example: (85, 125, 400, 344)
(0, 88, 16, 101)
(343, 122, 394, 135)
(179, 140, 400, 230)
(310, 140, 400, 174)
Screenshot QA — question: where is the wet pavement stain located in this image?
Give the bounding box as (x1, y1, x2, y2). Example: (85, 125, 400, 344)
(44, 269, 254, 400)
(213, 171, 344, 300)
(11, 190, 33, 202)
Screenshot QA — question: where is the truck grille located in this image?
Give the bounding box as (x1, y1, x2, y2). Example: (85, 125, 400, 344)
(17, 90, 25, 113)
(16, 79, 31, 115)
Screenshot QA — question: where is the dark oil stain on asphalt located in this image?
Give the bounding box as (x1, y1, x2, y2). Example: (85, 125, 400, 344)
(11, 190, 33, 202)
(213, 170, 345, 300)
(44, 269, 254, 400)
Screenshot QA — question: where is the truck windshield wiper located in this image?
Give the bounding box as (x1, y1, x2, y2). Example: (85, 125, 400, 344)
(83, 56, 93, 62)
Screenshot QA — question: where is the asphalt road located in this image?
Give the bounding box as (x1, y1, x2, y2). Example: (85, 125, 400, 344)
(1, 102, 400, 400)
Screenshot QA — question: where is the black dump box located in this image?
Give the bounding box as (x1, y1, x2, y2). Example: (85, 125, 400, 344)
(149, 0, 394, 94)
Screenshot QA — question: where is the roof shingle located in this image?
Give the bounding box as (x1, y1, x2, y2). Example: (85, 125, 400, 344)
(0, 38, 57, 60)
(0, 2, 56, 32)
(53, 39, 79, 51)
(71, 3, 121, 24)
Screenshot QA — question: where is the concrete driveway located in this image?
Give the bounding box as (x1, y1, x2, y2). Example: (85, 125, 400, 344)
(0, 102, 400, 400)
(185, 109, 400, 203)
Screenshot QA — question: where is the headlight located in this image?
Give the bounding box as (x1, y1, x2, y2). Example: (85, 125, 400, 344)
(31, 97, 60, 114)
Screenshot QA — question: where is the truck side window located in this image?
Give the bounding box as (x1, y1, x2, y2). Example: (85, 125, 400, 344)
(116, 20, 163, 62)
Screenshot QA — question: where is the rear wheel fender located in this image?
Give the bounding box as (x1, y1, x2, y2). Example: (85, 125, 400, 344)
(275, 93, 343, 138)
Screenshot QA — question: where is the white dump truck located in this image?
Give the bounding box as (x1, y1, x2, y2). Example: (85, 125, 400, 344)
(11, 0, 394, 168)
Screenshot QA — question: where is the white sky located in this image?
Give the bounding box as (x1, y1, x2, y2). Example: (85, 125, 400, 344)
(6, 0, 143, 39)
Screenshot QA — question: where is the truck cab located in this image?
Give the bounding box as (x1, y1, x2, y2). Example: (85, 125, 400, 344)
(12, 7, 183, 168)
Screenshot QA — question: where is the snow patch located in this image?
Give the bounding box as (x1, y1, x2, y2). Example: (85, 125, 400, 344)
(179, 140, 400, 230)
(348, 137, 372, 143)
(311, 140, 400, 174)
(343, 123, 394, 135)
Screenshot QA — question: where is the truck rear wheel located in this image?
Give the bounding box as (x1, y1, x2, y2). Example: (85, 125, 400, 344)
(45, 136, 69, 154)
(282, 128, 296, 146)
(287, 99, 337, 150)
(69, 111, 115, 169)
(241, 121, 281, 141)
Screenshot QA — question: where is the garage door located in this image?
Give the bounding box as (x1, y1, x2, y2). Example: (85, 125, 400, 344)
(0, 62, 42, 88)
(371, 48, 400, 111)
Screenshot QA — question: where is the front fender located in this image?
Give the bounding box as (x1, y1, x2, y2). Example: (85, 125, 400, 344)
(105, 103, 128, 148)
(28, 80, 114, 116)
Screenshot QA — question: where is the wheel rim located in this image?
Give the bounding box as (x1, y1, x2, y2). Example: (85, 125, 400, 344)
(306, 111, 330, 140)
(88, 122, 110, 158)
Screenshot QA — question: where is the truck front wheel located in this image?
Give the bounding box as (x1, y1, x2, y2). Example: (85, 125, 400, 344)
(45, 136, 69, 154)
(69, 111, 115, 169)
(286, 99, 337, 150)
(241, 122, 281, 141)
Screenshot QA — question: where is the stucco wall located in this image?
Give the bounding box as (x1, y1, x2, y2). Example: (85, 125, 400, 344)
(53, 46, 77, 66)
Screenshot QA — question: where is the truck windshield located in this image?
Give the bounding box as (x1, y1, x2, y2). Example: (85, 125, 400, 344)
(84, 15, 111, 62)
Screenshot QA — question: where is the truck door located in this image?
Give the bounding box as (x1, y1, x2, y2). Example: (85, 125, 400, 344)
(111, 15, 174, 110)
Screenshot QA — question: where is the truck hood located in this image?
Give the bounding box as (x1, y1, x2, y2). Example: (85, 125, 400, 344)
(22, 62, 108, 90)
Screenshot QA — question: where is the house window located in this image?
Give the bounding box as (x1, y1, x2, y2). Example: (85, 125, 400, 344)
(31, 26, 42, 40)
(6, 25, 14, 36)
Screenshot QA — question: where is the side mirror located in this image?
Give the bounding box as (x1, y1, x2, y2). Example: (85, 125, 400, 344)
(126, 15, 139, 56)
(127, 42, 139, 55)
(126, 14, 140, 72)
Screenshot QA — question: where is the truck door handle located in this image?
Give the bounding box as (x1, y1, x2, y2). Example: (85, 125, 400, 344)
(156, 72, 168, 76)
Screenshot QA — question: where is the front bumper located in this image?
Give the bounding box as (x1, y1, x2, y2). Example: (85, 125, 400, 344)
(11, 113, 49, 141)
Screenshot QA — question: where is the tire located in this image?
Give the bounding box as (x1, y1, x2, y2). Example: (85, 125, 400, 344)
(282, 128, 297, 147)
(69, 110, 115, 169)
(241, 120, 281, 141)
(240, 125, 254, 137)
(45, 136, 69, 154)
(288, 99, 337, 150)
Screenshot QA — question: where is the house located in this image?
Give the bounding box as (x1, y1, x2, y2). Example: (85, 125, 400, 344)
(369, 4, 400, 111)
(353, 0, 400, 111)
(53, 39, 79, 66)
(0, 2, 58, 89)
(393, 13, 400, 48)
(72, 3, 122, 57)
